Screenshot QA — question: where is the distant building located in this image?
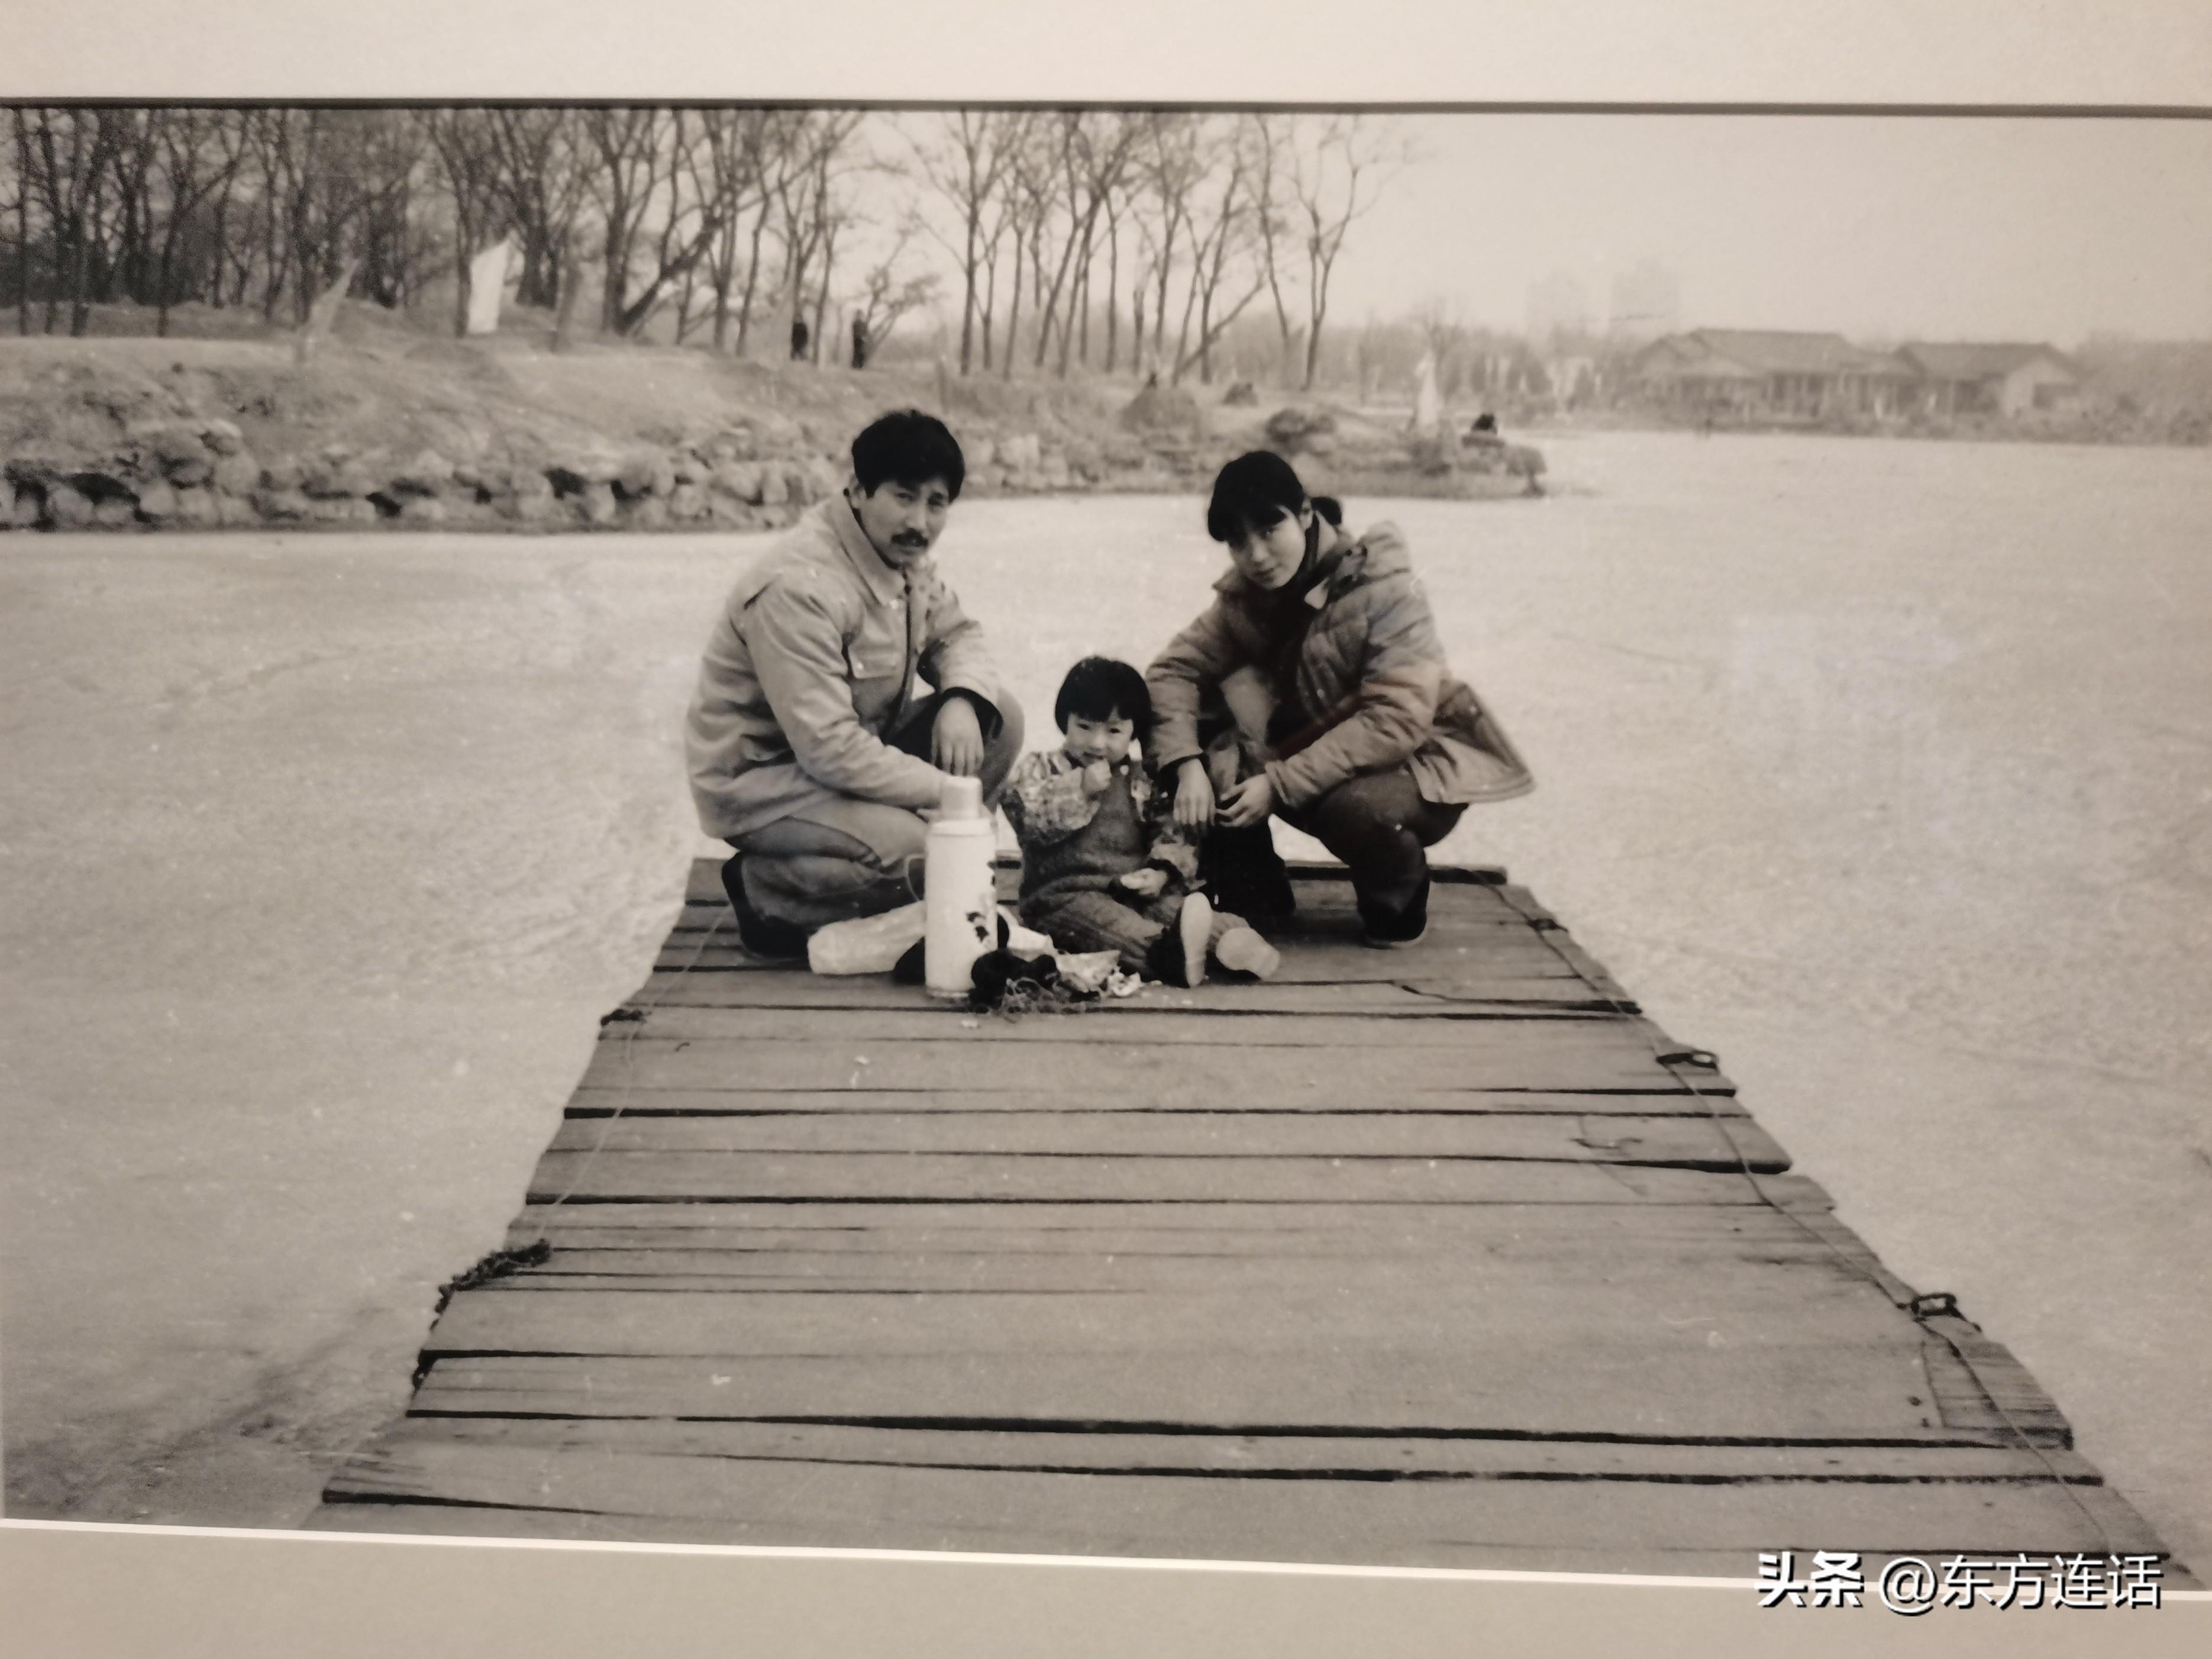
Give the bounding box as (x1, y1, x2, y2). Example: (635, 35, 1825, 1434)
(1633, 328, 2075, 422)
(1897, 342, 2081, 417)
(1632, 330, 1913, 420)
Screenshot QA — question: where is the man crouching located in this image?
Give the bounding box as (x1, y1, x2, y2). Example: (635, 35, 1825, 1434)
(685, 409, 1023, 957)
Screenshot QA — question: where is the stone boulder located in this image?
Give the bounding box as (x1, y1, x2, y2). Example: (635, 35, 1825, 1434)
(1264, 405, 1338, 457)
(44, 482, 96, 528)
(173, 487, 218, 527)
(617, 453, 675, 500)
(303, 456, 377, 499)
(135, 480, 181, 522)
(579, 480, 619, 526)
(92, 495, 138, 528)
(1222, 380, 1259, 406)
(398, 496, 447, 525)
(201, 419, 247, 457)
(211, 451, 261, 496)
(391, 449, 455, 496)
(254, 488, 312, 522)
(667, 482, 708, 522)
(1119, 382, 1202, 434)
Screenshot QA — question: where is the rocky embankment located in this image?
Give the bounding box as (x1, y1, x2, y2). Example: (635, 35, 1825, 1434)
(0, 330, 1545, 534)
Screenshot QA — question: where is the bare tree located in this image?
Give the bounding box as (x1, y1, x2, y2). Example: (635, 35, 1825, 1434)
(906, 110, 1028, 376)
(486, 109, 589, 311)
(422, 108, 506, 337)
(148, 110, 247, 334)
(1287, 115, 1408, 390)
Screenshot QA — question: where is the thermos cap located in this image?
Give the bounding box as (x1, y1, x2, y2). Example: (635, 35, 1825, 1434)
(939, 774, 984, 819)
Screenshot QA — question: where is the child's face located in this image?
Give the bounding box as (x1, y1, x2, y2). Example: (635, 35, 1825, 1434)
(1063, 709, 1136, 766)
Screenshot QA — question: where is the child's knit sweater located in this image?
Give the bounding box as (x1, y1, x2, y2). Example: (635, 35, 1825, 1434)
(1001, 750, 1200, 906)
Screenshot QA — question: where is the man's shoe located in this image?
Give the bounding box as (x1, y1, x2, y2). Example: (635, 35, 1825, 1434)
(1361, 876, 1430, 950)
(719, 857, 810, 960)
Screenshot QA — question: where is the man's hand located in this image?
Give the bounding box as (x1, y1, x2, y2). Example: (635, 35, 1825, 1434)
(1216, 772, 1277, 830)
(1118, 866, 1170, 898)
(1080, 759, 1114, 796)
(1173, 759, 1215, 831)
(932, 695, 986, 777)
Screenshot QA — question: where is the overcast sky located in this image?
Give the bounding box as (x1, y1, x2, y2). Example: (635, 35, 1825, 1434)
(1310, 114, 2212, 345)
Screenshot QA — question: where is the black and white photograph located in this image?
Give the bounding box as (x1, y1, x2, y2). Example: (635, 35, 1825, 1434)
(3, 17, 2210, 1638)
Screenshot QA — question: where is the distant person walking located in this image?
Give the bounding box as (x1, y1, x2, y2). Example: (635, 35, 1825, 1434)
(686, 411, 1023, 957)
(790, 315, 811, 363)
(851, 311, 871, 370)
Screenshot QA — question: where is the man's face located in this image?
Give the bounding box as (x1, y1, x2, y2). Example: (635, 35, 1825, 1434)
(850, 475, 954, 569)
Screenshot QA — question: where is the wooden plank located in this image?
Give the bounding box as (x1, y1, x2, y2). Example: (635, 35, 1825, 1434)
(542, 1109, 1790, 1173)
(508, 1201, 1823, 1252)
(342, 1416, 2104, 1483)
(628, 970, 1637, 1017)
(408, 1341, 1941, 1440)
(576, 1037, 1734, 1097)
(616, 1005, 1661, 1048)
(523, 1151, 1769, 1205)
(563, 1086, 1743, 1118)
(1922, 1318, 2072, 1445)
(314, 1442, 2164, 1566)
(420, 1273, 1920, 1366)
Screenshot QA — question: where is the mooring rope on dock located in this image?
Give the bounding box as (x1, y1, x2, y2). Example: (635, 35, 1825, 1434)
(1487, 882, 2121, 1551)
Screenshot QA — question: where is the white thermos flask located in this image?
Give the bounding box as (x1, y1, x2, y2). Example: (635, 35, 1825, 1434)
(923, 773, 998, 999)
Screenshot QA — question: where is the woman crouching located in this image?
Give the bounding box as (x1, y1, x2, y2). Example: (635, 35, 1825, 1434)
(1147, 450, 1534, 946)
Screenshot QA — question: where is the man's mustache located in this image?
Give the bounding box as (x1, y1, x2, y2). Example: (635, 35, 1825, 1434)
(893, 532, 930, 547)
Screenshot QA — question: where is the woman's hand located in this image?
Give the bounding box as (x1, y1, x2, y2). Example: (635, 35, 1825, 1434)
(932, 695, 985, 777)
(1216, 772, 1277, 830)
(1117, 866, 1170, 898)
(1173, 759, 1215, 831)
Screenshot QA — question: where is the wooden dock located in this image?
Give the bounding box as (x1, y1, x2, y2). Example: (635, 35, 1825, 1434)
(309, 860, 2178, 1576)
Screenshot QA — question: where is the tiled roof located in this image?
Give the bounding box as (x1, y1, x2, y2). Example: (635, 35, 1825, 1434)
(1900, 341, 2075, 380)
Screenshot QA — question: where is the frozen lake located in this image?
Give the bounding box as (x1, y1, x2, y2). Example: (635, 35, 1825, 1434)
(3, 428, 2208, 1569)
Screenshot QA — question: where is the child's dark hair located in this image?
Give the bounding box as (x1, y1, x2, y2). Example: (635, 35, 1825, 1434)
(1054, 656, 1154, 738)
(1205, 450, 1341, 543)
(851, 409, 965, 500)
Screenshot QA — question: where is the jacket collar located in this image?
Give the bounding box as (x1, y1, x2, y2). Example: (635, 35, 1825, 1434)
(825, 490, 915, 605)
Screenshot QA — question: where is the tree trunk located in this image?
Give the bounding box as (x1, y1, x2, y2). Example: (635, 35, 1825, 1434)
(11, 112, 29, 337)
(735, 193, 770, 357)
(957, 206, 979, 376)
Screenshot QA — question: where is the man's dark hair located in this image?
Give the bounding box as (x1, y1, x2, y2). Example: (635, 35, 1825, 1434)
(1054, 656, 1154, 739)
(1205, 448, 1340, 544)
(851, 409, 965, 500)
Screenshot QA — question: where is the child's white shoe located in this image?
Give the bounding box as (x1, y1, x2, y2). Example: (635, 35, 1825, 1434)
(1175, 892, 1213, 989)
(1213, 925, 1280, 980)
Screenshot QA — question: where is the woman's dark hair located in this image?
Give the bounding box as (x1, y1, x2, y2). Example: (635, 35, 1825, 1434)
(1054, 656, 1154, 738)
(1205, 449, 1341, 543)
(851, 409, 965, 500)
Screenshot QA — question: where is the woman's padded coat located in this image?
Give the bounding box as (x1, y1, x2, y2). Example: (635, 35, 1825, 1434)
(1145, 521, 1533, 812)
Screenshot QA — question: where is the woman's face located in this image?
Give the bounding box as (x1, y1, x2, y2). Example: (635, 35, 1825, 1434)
(1228, 504, 1312, 590)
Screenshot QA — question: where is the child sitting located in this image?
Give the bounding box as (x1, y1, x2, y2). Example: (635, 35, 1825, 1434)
(1002, 656, 1280, 988)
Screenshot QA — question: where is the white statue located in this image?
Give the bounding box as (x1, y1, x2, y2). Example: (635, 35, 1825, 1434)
(1411, 350, 1442, 434)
